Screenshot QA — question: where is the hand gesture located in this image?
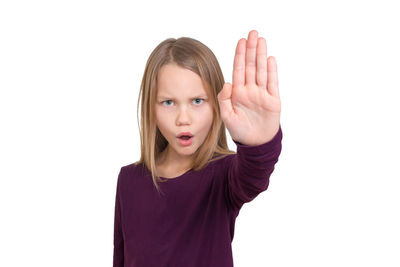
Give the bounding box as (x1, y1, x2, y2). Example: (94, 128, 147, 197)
(217, 30, 281, 146)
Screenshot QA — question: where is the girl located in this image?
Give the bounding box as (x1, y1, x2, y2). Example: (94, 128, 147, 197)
(113, 30, 282, 267)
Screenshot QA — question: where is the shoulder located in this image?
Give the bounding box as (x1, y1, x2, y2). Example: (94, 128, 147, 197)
(118, 161, 148, 185)
(120, 161, 141, 173)
(206, 153, 237, 175)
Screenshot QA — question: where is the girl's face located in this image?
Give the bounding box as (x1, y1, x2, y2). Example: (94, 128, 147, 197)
(155, 64, 213, 162)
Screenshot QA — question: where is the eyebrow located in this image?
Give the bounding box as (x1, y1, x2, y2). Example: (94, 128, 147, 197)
(157, 94, 208, 99)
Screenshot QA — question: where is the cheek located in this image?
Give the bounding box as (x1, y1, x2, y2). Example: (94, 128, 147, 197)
(155, 120, 170, 140)
(155, 109, 168, 131)
(196, 106, 214, 128)
(200, 104, 214, 122)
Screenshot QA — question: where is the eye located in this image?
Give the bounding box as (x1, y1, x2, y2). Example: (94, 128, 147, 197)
(193, 98, 204, 105)
(161, 99, 205, 107)
(161, 100, 174, 106)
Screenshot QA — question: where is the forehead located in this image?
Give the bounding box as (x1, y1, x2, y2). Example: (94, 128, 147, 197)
(157, 64, 208, 98)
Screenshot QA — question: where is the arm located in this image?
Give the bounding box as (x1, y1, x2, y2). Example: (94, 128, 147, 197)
(218, 30, 282, 210)
(225, 125, 283, 211)
(113, 168, 124, 267)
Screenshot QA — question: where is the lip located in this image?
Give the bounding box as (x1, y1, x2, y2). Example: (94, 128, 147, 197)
(177, 132, 193, 138)
(177, 135, 193, 146)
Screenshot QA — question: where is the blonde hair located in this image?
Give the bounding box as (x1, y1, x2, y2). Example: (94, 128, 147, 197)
(134, 36, 236, 195)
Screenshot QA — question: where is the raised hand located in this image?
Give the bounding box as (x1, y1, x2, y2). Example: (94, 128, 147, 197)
(217, 30, 281, 146)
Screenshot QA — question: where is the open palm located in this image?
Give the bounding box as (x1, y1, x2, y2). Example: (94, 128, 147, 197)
(217, 30, 281, 146)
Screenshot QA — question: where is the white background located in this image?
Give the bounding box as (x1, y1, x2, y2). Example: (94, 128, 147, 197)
(1, 0, 399, 266)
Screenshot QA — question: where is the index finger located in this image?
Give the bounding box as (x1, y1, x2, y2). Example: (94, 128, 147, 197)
(232, 38, 246, 88)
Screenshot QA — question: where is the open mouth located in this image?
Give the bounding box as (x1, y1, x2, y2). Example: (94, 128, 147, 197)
(179, 136, 192, 140)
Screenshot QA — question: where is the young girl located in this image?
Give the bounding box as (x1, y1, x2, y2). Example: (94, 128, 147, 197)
(113, 30, 282, 267)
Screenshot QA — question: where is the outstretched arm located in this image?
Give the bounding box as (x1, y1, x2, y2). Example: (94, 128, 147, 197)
(220, 30, 283, 211)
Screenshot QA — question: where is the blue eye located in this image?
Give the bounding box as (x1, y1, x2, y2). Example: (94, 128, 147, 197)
(162, 100, 174, 106)
(193, 98, 204, 105)
(161, 99, 205, 106)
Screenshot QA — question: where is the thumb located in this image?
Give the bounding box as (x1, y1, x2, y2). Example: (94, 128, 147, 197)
(217, 82, 233, 121)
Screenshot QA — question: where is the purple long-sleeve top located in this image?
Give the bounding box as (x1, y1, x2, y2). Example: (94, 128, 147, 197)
(113, 125, 283, 267)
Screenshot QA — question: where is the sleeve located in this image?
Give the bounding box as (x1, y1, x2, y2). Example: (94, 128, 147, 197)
(224, 124, 283, 211)
(113, 167, 124, 267)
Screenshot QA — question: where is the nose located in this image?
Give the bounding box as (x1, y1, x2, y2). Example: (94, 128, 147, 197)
(176, 105, 191, 125)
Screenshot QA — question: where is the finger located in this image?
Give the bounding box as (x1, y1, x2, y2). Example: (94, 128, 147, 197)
(267, 56, 279, 98)
(232, 38, 246, 88)
(256, 37, 267, 89)
(245, 30, 258, 85)
(217, 82, 234, 120)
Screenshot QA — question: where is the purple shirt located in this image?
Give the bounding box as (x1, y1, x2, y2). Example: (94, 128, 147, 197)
(113, 125, 283, 267)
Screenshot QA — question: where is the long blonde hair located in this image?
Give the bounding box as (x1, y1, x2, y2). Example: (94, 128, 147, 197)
(134, 36, 236, 195)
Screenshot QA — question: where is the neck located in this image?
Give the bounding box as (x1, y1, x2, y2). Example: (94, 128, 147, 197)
(157, 146, 193, 171)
